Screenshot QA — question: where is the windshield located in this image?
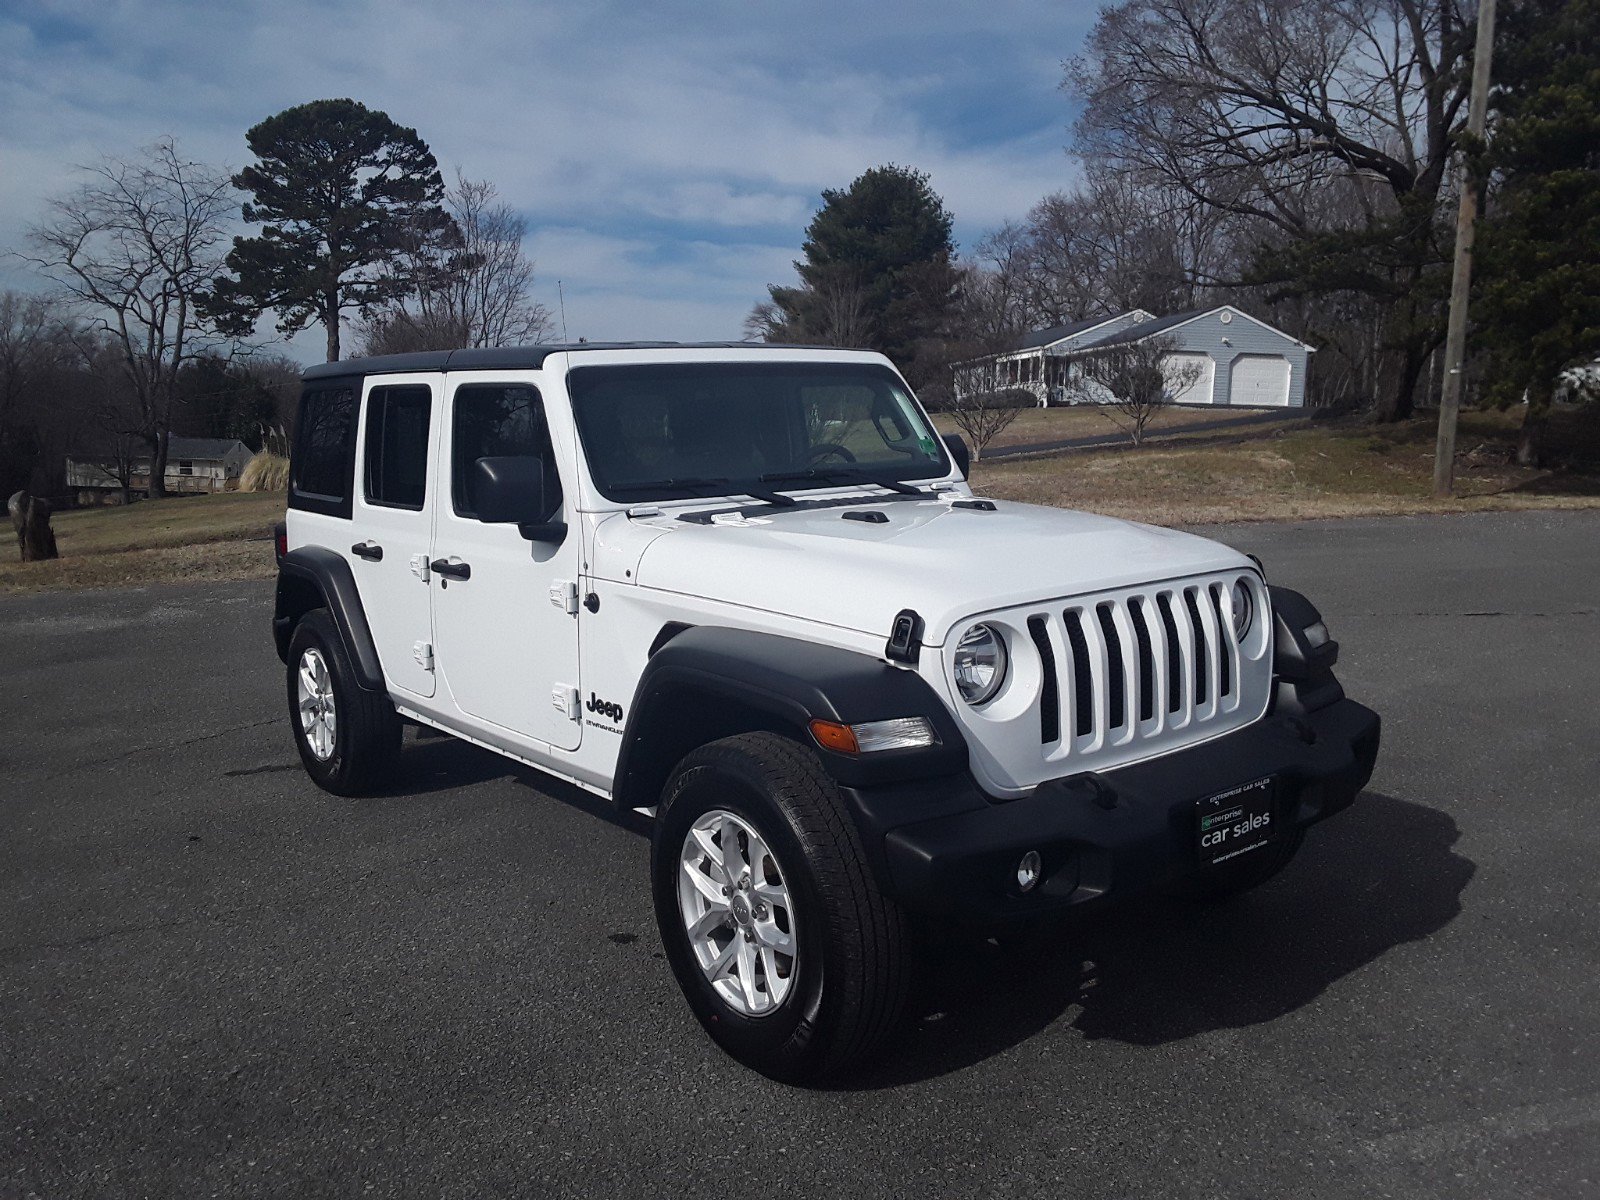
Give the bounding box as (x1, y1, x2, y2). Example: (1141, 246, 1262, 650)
(567, 362, 950, 503)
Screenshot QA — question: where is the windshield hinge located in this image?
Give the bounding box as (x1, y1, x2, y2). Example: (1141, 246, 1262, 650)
(550, 579, 580, 615)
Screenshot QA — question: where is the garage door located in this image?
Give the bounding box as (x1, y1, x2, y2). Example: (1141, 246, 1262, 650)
(1163, 352, 1215, 405)
(1229, 354, 1292, 407)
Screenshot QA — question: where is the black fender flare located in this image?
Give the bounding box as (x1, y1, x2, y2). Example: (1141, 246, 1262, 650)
(1269, 585, 1343, 716)
(272, 546, 386, 692)
(613, 625, 968, 811)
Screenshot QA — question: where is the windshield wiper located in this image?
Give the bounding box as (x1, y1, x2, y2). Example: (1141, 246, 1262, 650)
(611, 476, 796, 506)
(760, 467, 927, 496)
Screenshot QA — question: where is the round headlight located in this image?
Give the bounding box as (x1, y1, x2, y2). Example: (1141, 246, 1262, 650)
(953, 623, 1007, 705)
(1230, 579, 1255, 640)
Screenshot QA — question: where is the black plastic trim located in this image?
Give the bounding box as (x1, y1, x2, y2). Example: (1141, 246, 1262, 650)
(1270, 586, 1340, 680)
(941, 433, 970, 479)
(271, 546, 386, 692)
(885, 609, 924, 664)
(613, 626, 968, 809)
(876, 698, 1380, 918)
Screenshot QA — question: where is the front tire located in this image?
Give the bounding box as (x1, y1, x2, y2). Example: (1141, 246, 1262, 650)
(651, 732, 910, 1084)
(286, 608, 401, 796)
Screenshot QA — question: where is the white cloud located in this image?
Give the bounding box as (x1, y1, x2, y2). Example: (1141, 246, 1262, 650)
(0, 0, 1093, 362)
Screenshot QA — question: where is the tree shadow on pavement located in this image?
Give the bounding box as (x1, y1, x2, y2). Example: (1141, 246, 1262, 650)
(840, 791, 1474, 1090)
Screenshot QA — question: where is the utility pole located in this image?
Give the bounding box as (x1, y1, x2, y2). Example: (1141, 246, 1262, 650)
(1434, 0, 1499, 497)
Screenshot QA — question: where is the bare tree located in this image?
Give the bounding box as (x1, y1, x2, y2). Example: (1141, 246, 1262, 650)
(1071, 0, 1475, 421)
(361, 173, 552, 353)
(0, 292, 74, 496)
(1074, 334, 1203, 446)
(24, 139, 235, 497)
(941, 357, 1030, 461)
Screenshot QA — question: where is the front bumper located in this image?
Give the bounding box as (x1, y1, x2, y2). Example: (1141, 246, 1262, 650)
(867, 698, 1379, 918)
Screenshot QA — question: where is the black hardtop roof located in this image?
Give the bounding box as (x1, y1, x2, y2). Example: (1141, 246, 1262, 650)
(301, 342, 855, 380)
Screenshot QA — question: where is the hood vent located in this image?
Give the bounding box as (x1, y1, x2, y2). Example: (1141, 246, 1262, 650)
(842, 510, 890, 524)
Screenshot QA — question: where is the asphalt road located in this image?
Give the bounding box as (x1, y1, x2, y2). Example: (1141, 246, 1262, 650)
(2, 510, 1597, 1199)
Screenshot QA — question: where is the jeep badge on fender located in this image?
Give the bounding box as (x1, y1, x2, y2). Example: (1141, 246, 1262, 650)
(585, 693, 623, 722)
(272, 342, 1380, 1084)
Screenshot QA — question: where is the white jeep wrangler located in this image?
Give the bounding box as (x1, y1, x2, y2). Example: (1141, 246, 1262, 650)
(272, 343, 1379, 1082)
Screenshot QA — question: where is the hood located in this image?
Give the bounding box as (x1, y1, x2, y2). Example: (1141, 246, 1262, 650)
(615, 496, 1253, 645)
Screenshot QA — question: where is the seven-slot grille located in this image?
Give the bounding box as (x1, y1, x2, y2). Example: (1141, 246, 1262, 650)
(1025, 579, 1248, 758)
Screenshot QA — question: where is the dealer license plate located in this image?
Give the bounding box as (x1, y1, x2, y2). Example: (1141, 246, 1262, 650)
(1196, 777, 1277, 867)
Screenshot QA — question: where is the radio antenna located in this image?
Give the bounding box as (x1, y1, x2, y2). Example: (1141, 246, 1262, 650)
(557, 280, 570, 344)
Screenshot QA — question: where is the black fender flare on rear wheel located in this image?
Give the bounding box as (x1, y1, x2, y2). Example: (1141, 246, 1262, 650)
(273, 546, 386, 693)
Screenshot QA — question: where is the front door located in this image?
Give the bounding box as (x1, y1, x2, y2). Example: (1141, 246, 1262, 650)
(431, 376, 582, 751)
(350, 374, 437, 698)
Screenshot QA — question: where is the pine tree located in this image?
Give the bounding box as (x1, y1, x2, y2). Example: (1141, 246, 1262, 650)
(210, 99, 453, 361)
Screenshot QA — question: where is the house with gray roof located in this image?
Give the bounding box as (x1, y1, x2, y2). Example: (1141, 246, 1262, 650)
(953, 304, 1316, 409)
(66, 436, 253, 503)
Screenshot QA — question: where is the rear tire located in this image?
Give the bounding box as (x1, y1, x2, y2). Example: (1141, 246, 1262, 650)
(651, 731, 911, 1084)
(286, 608, 401, 796)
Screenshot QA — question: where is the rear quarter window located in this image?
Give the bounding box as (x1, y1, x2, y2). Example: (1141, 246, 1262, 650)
(290, 381, 358, 518)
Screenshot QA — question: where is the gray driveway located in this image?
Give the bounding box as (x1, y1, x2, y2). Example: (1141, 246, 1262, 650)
(2, 510, 1597, 1198)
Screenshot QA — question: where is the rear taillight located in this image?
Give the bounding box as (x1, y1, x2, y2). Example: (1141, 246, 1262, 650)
(273, 521, 288, 563)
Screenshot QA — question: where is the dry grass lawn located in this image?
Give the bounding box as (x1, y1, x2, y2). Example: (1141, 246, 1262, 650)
(0, 491, 282, 595)
(932, 404, 1298, 452)
(4, 409, 1596, 595)
(971, 408, 1600, 525)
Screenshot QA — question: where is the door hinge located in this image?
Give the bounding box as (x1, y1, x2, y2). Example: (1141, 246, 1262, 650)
(413, 641, 434, 671)
(552, 684, 581, 720)
(549, 579, 579, 615)
(409, 553, 431, 582)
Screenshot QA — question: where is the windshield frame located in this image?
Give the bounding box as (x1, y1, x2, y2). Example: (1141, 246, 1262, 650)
(566, 360, 953, 505)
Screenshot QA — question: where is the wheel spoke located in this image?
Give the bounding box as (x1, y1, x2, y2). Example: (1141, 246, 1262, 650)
(687, 906, 728, 942)
(689, 826, 728, 882)
(684, 864, 725, 905)
(756, 922, 794, 956)
(298, 662, 318, 698)
(706, 939, 739, 982)
(736, 935, 761, 1011)
(721, 817, 747, 882)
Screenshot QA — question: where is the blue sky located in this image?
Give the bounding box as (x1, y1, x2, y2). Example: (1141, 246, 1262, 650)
(0, 0, 1095, 362)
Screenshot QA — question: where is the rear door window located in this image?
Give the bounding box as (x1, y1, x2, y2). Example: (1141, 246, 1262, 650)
(363, 385, 432, 510)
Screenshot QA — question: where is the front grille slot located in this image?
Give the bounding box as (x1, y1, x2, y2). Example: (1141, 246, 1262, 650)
(1095, 603, 1126, 731)
(1063, 609, 1094, 738)
(1027, 616, 1059, 744)
(1210, 583, 1232, 697)
(1157, 592, 1183, 713)
(1184, 587, 1209, 706)
(1129, 597, 1156, 722)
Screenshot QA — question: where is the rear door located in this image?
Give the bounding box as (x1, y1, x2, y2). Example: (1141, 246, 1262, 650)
(430, 375, 582, 751)
(350, 374, 438, 699)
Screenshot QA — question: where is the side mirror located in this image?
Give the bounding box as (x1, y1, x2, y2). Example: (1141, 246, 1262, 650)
(941, 433, 970, 480)
(470, 456, 566, 543)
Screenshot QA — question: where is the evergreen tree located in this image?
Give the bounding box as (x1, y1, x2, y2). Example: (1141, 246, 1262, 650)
(1476, 0, 1600, 465)
(754, 166, 960, 387)
(210, 99, 453, 361)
